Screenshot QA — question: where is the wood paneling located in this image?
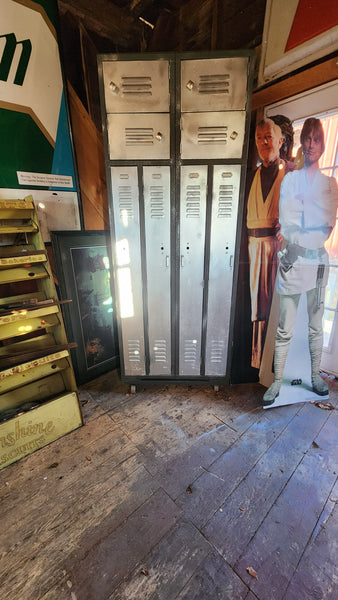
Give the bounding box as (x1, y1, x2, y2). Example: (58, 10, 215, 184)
(67, 83, 109, 230)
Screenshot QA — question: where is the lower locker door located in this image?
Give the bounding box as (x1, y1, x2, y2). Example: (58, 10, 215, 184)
(143, 167, 171, 375)
(110, 167, 145, 376)
(179, 166, 207, 375)
(205, 165, 241, 376)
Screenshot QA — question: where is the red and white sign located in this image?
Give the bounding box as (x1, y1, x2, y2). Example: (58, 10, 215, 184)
(258, 0, 338, 86)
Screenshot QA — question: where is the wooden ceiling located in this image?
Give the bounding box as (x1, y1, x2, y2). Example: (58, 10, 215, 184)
(57, 0, 267, 53)
(57, 0, 267, 129)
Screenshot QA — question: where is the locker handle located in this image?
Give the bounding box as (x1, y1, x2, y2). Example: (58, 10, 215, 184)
(109, 81, 119, 94)
(166, 255, 170, 268)
(156, 132, 163, 141)
(180, 255, 184, 267)
(186, 80, 195, 90)
(229, 255, 233, 269)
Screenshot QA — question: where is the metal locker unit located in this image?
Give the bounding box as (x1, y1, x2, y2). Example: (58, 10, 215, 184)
(98, 51, 254, 387)
(178, 54, 251, 381)
(100, 56, 174, 380)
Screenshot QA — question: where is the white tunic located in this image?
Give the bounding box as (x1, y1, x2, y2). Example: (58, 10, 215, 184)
(276, 167, 338, 295)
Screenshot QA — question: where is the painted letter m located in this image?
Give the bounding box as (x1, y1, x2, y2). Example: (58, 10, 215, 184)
(0, 33, 32, 86)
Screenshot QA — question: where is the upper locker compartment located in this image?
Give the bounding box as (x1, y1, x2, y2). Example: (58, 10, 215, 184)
(102, 59, 170, 113)
(180, 56, 248, 160)
(102, 59, 171, 160)
(181, 56, 248, 112)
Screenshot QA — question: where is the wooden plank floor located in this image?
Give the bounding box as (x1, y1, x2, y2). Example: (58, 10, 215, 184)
(1, 371, 337, 600)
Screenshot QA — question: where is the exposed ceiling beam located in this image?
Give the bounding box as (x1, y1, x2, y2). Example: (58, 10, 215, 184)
(57, 0, 145, 47)
(129, 0, 156, 17)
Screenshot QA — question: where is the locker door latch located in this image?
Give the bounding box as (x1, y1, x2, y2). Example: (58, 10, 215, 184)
(109, 81, 119, 94)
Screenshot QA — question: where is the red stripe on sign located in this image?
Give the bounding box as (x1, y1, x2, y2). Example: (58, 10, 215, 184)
(285, 0, 338, 52)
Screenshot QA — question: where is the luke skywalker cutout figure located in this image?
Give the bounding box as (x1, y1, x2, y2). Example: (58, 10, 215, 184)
(263, 117, 338, 406)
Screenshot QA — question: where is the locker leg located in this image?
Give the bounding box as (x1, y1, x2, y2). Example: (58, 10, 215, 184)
(130, 384, 137, 394)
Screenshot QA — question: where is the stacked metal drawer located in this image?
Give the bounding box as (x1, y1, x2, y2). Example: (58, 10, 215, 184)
(0, 197, 82, 470)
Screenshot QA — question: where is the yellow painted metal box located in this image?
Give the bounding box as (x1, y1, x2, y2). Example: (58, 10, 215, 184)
(0, 392, 83, 470)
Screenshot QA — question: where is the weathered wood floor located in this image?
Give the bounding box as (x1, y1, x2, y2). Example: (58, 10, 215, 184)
(1, 371, 337, 599)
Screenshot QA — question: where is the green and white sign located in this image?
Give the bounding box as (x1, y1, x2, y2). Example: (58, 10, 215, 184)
(0, 0, 78, 192)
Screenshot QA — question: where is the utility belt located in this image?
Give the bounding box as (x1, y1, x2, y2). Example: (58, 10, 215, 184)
(287, 244, 326, 260)
(247, 227, 276, 238)
(278, 244, 326, 270)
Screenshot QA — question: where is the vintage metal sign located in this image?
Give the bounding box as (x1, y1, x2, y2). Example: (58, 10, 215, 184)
(0, 392, 83, 470)
(0, 0, 78, 192)
(258, 0, 338, 86)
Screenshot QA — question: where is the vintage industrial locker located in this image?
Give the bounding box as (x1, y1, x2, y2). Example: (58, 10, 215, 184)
(98, 51, 254, 387)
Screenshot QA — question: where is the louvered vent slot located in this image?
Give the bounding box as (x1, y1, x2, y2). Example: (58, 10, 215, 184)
(210, 340, 225, 363)
(198, 74, 230, 94)
(118, 185, 133, 219)
(184, 340, 198, 364)
(153, 340, 167, 363)
(128, 339, 141, 363)
(198, 127, 227, 145)
(125, 128, 154, 146)
(121, 76, 152, 96)
(150, 186, 165, 218)
(218, 184, 233, 218)
(185, 185, 201, 218)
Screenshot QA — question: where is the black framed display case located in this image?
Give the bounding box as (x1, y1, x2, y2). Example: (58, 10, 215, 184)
(52, 231, 119, 384)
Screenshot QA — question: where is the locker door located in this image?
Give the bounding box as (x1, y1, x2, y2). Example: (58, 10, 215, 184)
(205, 165, 241, 375)
(107, 113, 170, 160)
(180, 111, 245, 160)
(181, 57, 249, 112)
(102, 59, 170, 113)
(143, 166, 171, 375)
(110, 166, 146, 376)
(179, 166, 208, 375)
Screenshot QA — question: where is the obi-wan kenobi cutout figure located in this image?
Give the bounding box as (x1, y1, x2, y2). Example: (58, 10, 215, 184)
(263, 117, 338, 406)
(247, 117, 294, 369)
